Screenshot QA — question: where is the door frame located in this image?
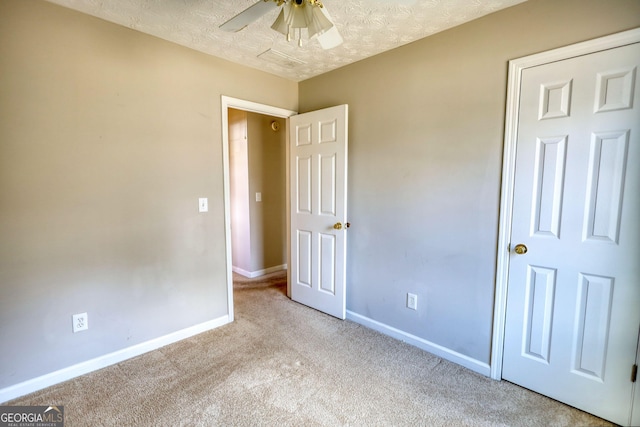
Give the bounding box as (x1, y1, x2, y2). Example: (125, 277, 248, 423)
(490, 27, 640, 380)
(220, 96, 296, 322)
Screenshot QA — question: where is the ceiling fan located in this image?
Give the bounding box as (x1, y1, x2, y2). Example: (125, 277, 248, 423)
(220, 0, 343, 49)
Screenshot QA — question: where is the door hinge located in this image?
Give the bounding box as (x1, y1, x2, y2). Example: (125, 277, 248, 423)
(632, 364, 638, 383)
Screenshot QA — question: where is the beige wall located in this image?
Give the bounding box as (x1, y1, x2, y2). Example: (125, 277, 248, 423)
(0, 0, 297, 389)
(229, 109, 251, 272)
(299, 0, 640, 364)
(229, 110, 286, 275)
(3, 0, 639, 395)
(247, 113, 286, 273)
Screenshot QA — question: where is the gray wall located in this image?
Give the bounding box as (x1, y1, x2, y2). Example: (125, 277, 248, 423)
(0, 0, 297, 389)
(299, 0, 640, 364)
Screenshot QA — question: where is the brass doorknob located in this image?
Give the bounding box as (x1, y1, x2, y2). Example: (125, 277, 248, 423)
(514, 244, 528, 255)
(333, 222, 343, 230)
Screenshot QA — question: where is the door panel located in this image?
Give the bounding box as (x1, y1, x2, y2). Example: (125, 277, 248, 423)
(290, 105, 348, 319)
(531, 135, 566, 238)
(584, 130, 629, 243)
(502, 42, 640, 425)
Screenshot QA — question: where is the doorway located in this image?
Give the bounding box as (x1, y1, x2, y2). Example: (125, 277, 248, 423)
(228, 108, 287, 278)
(220, 96, 297, 322)
(222, 98, 350, 323)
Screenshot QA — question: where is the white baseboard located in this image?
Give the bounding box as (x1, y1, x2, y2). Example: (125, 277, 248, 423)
(232, 264, 287, 279)
(346, 311, 491, 377)
(0, 315, 230, 404)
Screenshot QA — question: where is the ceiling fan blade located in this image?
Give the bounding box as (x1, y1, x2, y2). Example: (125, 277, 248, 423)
(317, 27, 343, 49)
(219, 1, 279, 32)
(315, 6, 342, 49)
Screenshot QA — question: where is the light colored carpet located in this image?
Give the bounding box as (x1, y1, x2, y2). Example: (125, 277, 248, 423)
(8, 271, 612, 426)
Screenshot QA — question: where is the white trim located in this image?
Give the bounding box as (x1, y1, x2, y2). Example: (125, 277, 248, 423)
(221, 96, 297, 118)
(232, 264, 288, 278)
(491, 28, 640, 381)
(0, 316, 230, 404)
(285, 118, 292, 299)
(347, 311, 491, 377)
(220, 96, 297, 321)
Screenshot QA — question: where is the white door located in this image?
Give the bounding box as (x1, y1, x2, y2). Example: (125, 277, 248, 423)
(289, 105, 348, 319)
(502, 42, 640, 425)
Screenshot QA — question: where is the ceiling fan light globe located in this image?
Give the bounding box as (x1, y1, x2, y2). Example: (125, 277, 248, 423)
(272, 1, 307, 34)
(269, 0, 340, 47)
(306, 4, 333, 39)
(287, 1, 309, 28)
(270, 8, 288, 35)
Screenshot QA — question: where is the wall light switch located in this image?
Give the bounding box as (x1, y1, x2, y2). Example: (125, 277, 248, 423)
(199, 198, 208, 213)
(407, 293, 418, 310)
(256, 192, 262, 202)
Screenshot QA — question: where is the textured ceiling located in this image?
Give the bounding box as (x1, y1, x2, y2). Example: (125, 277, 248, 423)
(45, 0, 526, 82)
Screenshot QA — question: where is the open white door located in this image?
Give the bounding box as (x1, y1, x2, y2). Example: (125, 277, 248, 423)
(502, 41, 640, 425)
(289, 105, 348, 319)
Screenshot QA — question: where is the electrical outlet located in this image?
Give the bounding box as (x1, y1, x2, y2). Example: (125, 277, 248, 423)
(73, 312, 88, 333)
(407, 293, 418, 310)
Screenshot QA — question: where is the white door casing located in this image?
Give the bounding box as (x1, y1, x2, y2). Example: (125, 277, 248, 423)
(289, 105, 349, 319)
(493, 31, 640, 426)
(492, 28, 640, 378)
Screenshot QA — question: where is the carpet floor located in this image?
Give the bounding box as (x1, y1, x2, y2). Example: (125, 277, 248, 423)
(8, 271, 612, 426)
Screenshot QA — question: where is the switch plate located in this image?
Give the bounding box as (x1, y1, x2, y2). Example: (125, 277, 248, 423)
(198, 197, 208, 212)
(73, 312, 88, 333)
(256, 192, 262, 202)
(407, 293, 418, 310)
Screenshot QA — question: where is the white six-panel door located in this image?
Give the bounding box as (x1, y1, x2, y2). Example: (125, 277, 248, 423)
(502, 42, 640, 425)
(289, 105, 348, 319)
